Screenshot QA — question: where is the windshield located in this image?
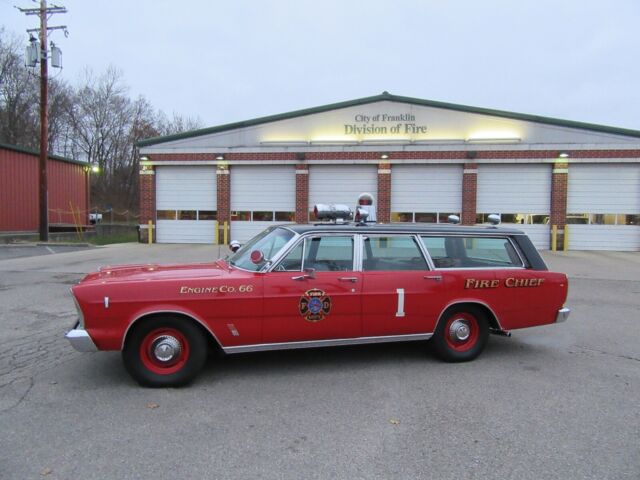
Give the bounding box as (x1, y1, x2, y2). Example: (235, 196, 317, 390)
(227, 226, 296, 272)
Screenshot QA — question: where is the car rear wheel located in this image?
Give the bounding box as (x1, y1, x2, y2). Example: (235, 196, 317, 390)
(123, 317, 207, 387)
(431, 306, 489, 362)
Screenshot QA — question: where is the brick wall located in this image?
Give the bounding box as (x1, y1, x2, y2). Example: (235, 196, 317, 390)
(550, 161, 569, 250)
(461, 163, 477, 225)
(138, 167, 155, 242)
(295, 164, 309, 223)
(147, 149, 640, 162)
(216, 166, 231, 243)
(377, 162, 391, 223)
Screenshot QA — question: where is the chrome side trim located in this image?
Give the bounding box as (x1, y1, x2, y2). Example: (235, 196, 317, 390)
(121, 309, 223, 350)
(222, 332, 433, 354)
(556, 307, 570, 323)
(65, 324, 98, 352)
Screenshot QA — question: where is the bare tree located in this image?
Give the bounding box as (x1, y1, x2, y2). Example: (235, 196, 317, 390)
(1, 28, 203, 217)
(0, 29, 39, 148)
(0, 28, 73, 153)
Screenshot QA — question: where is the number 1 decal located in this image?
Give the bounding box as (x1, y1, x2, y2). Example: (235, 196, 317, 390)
(396, 288, 405, 317)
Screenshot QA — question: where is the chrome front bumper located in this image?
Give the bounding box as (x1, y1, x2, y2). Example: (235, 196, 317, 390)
(556, 307, 571, 323)
(65, 322, 98, 352)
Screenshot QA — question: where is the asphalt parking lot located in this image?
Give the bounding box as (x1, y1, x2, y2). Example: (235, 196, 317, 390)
(0, 243, 638, 479)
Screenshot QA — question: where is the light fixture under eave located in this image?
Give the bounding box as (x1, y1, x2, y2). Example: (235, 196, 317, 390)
(558, 152, 570, 158)
(215, 154, 225, 160)
(360, 138, 411, 145)
(380, 153, 390, 159)
(309, 140, 360, 146)
(139, 155, 150, 161)
(260, 141, 309, 146)
(91, 165, 100, 173)
(411, 138, 466, 144)
(465, 137, 521, 144)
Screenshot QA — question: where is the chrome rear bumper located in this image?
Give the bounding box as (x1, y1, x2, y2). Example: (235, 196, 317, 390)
(65, 322, 98, 352)
(556, 307, 570, 323)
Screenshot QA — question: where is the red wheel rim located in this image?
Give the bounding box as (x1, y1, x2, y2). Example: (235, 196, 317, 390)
(139, 328, 190, 375)
(444, 313, 479, 352)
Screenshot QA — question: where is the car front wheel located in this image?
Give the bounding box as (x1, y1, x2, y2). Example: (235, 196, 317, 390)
(123, 317, 207, 387)
(431, 306, 489, 362)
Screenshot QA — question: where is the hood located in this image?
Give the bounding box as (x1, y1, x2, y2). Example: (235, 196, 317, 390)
(79, 259, 231, 284)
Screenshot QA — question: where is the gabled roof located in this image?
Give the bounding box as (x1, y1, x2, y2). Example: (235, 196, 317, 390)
(0, 141, 88, 166)
(137, 91, 640, 147)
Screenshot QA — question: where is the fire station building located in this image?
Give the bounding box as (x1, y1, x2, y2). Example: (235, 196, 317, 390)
(138, 92, 640, 251)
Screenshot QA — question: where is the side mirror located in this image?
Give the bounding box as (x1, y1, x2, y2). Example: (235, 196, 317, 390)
(229, 240, 241, 252)
(292, 267, 316, 281)
(448, 215, 460, 224)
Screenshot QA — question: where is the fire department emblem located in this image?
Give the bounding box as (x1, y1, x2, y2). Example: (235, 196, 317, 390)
(299, 288, 332, 322)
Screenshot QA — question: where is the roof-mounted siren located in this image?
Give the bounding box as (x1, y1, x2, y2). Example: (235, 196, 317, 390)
(487, 214, 501, 226)
(313, 204, 352, 223)
(229, 240, 241, 253)
(355, 192, 376, 223)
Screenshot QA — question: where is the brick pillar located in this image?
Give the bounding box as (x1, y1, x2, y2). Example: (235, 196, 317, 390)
(139, 165, 156, 243)
(377, 162, 391, 223)
(461, 162, 478, 225)
(216, 165, 231, 243)
(550, 161, 569, 250)
(295, 164, 309, 223)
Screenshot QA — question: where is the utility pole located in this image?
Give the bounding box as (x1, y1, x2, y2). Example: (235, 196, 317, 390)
(18, 1, 67, 241)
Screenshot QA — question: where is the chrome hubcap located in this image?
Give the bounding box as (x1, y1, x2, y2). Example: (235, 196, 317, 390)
(151, 335, 182, 363)
(449, 319, 471, 342)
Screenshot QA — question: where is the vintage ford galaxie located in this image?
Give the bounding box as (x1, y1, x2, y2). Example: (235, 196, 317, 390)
(66, 208, 569, 387)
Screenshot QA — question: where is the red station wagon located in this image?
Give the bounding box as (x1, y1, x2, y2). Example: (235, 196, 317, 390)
(66, 205, 570, 387)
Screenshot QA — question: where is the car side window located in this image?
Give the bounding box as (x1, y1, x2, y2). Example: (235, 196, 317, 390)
(421, 236, 523, 268)
(363, 236, 428, 271)
(305, 236, 354, 271)
(276, 242, 304, 271)
(275, 236, 355, 272)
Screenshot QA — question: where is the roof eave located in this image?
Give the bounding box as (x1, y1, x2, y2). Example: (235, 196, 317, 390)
(137, 92, 640, 148)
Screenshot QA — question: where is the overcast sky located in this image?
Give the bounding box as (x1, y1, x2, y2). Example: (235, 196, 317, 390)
(2, 0, 639, 130)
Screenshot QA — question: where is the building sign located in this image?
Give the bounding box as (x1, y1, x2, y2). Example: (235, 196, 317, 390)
(344, 113, 428, 135)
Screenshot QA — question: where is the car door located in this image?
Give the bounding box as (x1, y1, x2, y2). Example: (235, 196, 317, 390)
(419, 235, 515, 331)
(262, 234, 362, 343)
(360, 234, 442, 337)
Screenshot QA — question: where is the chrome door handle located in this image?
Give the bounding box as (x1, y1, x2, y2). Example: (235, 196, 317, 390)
(338, 277, 358, 283)
(424, 275, 442, 282)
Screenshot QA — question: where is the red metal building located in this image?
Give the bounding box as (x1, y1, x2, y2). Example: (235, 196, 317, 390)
(0, 142, 89, 233)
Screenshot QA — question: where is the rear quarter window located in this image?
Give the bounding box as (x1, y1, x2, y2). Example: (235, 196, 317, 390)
(421, 236, 523, 269)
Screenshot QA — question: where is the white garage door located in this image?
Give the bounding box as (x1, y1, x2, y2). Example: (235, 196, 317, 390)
(567, 164, 640, 251)
(230, 165, 295, 243)
(477, 164, 551, 249)
(155, 166, 217, 243)
(391, 164, 462, 223)
(309, 165, 377, 212)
